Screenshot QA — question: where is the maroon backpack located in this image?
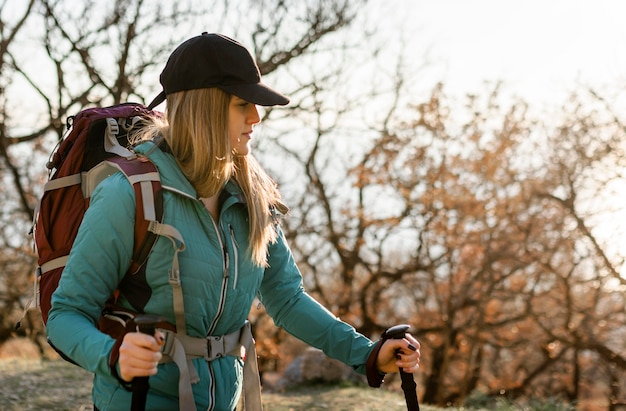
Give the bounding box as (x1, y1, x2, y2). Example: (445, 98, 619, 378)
(32, 103, 164, 327)
(29, 102, 260, 409)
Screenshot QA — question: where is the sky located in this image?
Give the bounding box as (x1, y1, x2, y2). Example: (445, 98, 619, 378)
(379, 0, 626, 106)
(8, 0, 626, 113)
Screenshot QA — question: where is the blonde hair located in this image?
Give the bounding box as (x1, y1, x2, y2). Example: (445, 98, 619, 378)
(135, 88, 284, 266)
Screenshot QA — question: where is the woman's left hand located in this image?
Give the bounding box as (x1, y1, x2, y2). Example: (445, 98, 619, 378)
(376, 333, 421, 374)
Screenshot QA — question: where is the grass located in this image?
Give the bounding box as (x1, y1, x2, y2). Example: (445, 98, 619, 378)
(0, 359, 581, 411)
(0, 358, 443, 411)
(0, 359, 93, 411)
(263, 385, 430, 410)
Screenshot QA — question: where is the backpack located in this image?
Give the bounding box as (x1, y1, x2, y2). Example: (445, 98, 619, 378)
(31, 103, 165, 329)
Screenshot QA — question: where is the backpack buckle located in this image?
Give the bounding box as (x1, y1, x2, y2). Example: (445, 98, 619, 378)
(207, 335, 226, 359)
(159, 329, 177, 359)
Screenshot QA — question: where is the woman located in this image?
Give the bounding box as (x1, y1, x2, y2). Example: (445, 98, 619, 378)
(47, 33, 420, 411)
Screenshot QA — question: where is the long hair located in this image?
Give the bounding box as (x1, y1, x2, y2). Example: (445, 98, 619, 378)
(135, 88, 284, 266)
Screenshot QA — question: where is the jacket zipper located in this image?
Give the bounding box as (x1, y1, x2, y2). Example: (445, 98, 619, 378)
(206, 214, 229, 411)
(208, 361, 216, 411)
(200, 194, 244, 409)
(207, 217, 229, 335)
(228, 224, 239, 289)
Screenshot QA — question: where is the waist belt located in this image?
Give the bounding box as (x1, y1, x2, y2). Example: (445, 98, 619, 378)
(158, 321, 262, 411)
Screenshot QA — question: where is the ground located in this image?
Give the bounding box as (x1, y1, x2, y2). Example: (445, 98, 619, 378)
(0, 359, 442, 411)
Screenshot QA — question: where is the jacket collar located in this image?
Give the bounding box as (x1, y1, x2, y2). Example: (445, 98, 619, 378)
(133, 140, 247, 207)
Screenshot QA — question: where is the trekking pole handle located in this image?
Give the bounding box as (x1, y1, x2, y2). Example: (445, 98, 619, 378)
(383, 324, 411, 340)
(383, 324, 420, 411)
(134, 314, 164, 335)
(131, 314, 165, 411)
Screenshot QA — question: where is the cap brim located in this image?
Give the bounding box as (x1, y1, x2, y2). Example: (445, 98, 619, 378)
(220, 83, 289, 106)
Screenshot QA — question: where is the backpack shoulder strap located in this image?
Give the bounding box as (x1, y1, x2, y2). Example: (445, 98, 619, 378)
(106, 155, 187, 333)
(104, 156, 162, 274)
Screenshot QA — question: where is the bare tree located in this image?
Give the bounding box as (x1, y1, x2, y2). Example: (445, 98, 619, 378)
(0, 0, 41, 341)
(271, 74, 625, 407)
(0, 0, 367, 344)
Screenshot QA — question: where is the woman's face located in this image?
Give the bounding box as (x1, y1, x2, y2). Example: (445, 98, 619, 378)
(228, 96, 261, 156)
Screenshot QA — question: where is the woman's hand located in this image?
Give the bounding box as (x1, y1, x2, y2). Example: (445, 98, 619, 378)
(376, 333, 421, 374)
(118, 331, 165, 382)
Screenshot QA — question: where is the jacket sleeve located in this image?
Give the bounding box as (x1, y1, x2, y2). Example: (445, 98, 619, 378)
(46, 172, 135, 377)
(259, 228, 376, 373)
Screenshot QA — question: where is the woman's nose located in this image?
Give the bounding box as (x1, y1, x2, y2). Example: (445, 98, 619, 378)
(248, 104, 261, 124)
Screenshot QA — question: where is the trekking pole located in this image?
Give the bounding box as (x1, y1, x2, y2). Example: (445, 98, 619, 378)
(384, 324, 420, 411)
(131, 314, 165, 411)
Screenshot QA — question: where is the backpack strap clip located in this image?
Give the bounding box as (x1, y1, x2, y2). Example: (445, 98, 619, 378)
(104, 117, 135, 158)
(158, 321, 262, 411)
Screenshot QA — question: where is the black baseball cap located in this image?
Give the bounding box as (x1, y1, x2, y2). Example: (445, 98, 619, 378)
(148, 33, 289, 108)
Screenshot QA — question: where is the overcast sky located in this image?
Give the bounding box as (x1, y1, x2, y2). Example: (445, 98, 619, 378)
(380, 0, 626, 106)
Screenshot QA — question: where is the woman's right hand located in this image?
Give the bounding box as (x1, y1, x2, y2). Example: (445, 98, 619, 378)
(118, 331, 164, 382)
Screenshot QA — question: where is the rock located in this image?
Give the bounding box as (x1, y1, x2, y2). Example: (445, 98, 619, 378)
(278, 347, 365, 389)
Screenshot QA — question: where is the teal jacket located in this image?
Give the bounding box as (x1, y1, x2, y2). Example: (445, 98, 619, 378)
(47, 141, 376, 411)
